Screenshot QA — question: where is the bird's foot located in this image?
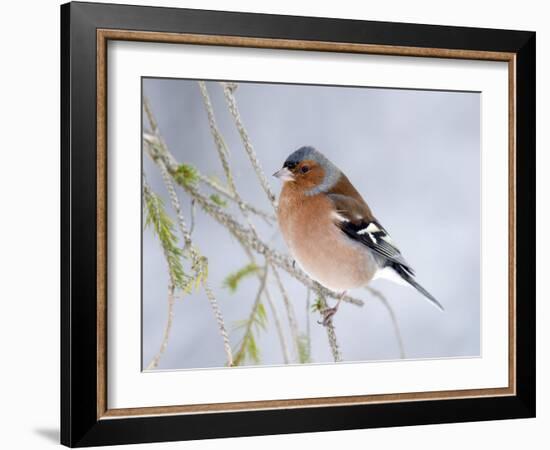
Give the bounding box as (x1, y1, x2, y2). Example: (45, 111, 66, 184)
(317, 291, 346, 326)
(318, 306, 338, 326)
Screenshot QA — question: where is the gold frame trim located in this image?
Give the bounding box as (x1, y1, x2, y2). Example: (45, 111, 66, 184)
(96, 29, 517, 420)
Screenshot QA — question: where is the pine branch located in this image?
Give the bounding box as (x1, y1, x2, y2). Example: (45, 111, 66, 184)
(143, 100, 234, 367)
(198, 82, 238, 195)
(235, 242, 291, 365)
(143, 178, 184, 370)
(144, 131, 274, 223)
(143, 182, 194, 293)
(159, 158, 234, 367)
(233, 264, 269, 365)
(144, 134, 364, 308)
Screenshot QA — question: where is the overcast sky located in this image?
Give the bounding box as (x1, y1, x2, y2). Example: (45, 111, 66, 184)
(142, 78, 480, 370)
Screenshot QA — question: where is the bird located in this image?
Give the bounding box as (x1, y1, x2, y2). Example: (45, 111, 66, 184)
(273, 145, 443, 325)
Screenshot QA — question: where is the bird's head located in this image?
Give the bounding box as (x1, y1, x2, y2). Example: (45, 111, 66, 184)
(273, 146, 341, 196)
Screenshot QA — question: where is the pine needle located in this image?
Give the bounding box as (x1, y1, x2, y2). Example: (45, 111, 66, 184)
(223, 263, 260, 293)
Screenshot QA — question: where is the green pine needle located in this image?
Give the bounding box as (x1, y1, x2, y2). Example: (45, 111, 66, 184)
(143, 187, 195, 293)
(174, 163, 199, 188)
(223, 263, 259, 293)
(209, 193, 227, 207)
(311, 297, 324, 313)
(232, 299, 268, 365)
(297, 334, 311, 364)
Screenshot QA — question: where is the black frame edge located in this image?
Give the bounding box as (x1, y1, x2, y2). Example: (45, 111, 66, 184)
(62, 2, 102, 446)
(514, 32, 536, 417)
(60, 2, 72, 447)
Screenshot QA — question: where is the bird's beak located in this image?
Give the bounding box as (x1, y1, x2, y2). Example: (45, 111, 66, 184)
(272, 167, 294, 182)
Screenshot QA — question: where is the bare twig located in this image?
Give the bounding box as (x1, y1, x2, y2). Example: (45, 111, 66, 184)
(189, 199, 197, 235)
(221, 82, 278, 209)
(367, 287, 405, 359)
(306, 288, 312, 360)
(197, 173, 275, 223)
(317, 293, 342, 362)
(198, 82, 238, 195)
(198, 82, 264, 238)
(264, 287, 290, 364)
(203, 281, 234, 366)
(271, 265, 301, 361)
(146, 283, 175, 370)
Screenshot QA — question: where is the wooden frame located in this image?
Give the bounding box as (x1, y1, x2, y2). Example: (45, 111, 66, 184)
(61, 1, 535, 447)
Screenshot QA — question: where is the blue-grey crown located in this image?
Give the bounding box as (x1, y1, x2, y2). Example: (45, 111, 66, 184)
(284, 146, 318, 168)
(283, 146, 341, 196)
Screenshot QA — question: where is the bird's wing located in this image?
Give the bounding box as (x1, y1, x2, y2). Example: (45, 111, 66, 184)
(327, 193, 414, 274)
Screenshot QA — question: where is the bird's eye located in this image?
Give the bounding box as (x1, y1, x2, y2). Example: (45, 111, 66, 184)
(300, 165, 310, 173)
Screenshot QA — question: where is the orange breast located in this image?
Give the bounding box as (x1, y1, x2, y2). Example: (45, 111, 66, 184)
(277, 189, 377, 292)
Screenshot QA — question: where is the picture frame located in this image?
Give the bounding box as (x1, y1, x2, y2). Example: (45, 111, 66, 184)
(61, 1, 535, 447)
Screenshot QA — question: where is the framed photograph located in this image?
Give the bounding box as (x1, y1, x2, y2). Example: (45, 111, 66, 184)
(61, 1, 535, 447)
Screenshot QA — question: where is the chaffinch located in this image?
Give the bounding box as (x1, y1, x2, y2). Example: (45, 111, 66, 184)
(273, 146, 443, 324)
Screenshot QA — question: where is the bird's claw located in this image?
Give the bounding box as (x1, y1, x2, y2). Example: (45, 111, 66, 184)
(317, 306, 338, 327)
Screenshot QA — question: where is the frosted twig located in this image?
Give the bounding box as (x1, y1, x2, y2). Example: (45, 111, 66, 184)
(198, 82, 237, 195)
(264, 287, 290, 364)
(317, 293, 342, 362)
(145, 284, 175, 371)
(367, 286, 405, 359)
(271, 265, 301, 362)
(189, 199, 196, 235)
(198, 173, 275, 223)
(158, 162, 194, 251)
(199, 82, 262, 237)
(306, 288, 312, 359)
(143, 99, 159, 134)
(221, 82, 278, 209)
(203, 281, 234, 366)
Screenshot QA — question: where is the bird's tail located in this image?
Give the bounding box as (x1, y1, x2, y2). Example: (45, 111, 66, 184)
(392, 264, 444, 311)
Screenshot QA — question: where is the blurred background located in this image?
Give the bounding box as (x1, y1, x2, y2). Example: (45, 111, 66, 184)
(142, 78, 480, 370)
